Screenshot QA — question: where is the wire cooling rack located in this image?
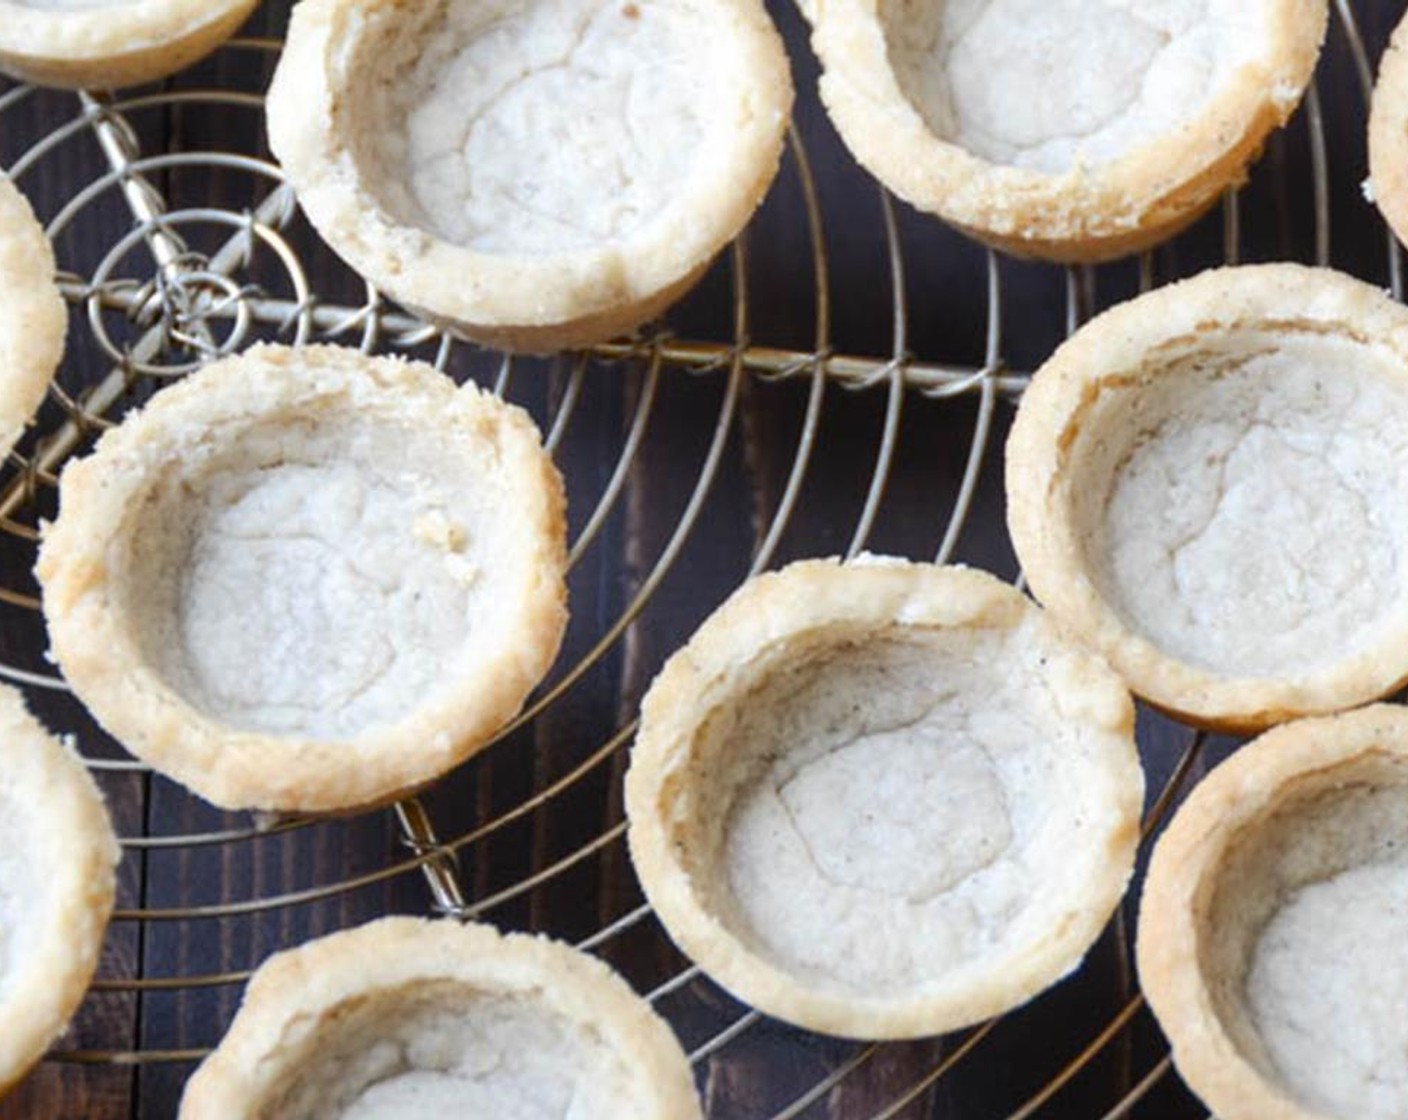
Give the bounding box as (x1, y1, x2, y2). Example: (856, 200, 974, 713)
(0, 1, 1399, 1117)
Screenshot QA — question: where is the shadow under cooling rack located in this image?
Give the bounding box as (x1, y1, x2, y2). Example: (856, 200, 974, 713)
(0, 0, 1401, 1117)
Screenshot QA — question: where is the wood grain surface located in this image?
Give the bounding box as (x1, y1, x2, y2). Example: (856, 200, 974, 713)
(0, 1, 1401, 1117)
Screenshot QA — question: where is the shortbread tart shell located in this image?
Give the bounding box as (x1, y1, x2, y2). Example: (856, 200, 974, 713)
(0, 174, 64, 460)
(802, 0, 1325, 262)
(1369, 8, 1408, 249)
(627, 558, 1142, 1039)
(1008, 263, 1408, 732)
(267, 0, 793, 353)
(1139, 705, 1408, 1120)
(0, 0, 258, 90)
(38, 343, 567, 813)
(0, 683, 119, 1096)
(179, 917, 702, 1119)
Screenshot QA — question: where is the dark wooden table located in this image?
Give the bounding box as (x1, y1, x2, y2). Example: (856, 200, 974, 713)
(0, 1, 1400, 1117)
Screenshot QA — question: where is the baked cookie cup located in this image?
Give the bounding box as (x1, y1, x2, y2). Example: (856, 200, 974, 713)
(0, 683, 120, 1096)
(1008, 263, 1408, 733)
(0, 174, 64, 461)
(1138, 704, 1408, 1120)
(38, 344, 567, 813)
(0, 0, 258, 90)
(1369, 9, 1408, 249)
(627, 558, 1143, 1040)
(802, 0, 1326, 263)
(266, 0, 793, 353)
(179, 917, 702, 1119)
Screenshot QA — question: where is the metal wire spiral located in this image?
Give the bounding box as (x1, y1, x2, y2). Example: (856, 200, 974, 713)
(0, 1, 1397, 1116)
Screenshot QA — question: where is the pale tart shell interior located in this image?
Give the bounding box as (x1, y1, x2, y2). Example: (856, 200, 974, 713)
(266, 0, 793, 353)
(38, 344, 567, 813)
(1139, 705, 1408, 1120)
(802, 0, 1326, 262)
(626, 559, 1143, 1040)
(0, 683, 119, 1096)
(1007, 263, 1408, 731)
(179, 918, 702, 1120)
(0, 0, 258, 89)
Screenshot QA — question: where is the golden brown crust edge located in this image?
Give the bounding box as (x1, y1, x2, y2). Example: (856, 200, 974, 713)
(0, 683, 120, 1096)
(266, 0, 792, 354)
(626, 558, 1142, 1040)
(1135, 704, 1408, 1120)
(404, 255, 715, 356)
(178, 917, 703, 1120)
(805, 0, 1327, 264)
(0, 0, 258, 90)
(37, 343, 568, 813)
(1006, 262, 1408, 733)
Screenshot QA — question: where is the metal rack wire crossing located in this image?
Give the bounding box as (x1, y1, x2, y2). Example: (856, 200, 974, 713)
(0, 0, 1398, 1115)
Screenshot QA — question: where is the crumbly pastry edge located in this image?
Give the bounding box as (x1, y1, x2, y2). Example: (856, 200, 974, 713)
(1006, 262, 1408, 733)
(802, 0, 1327, 264)
(625, 557, 1143, 1040)
(178, 915, 703, 1119)
(265, 0, 794, 353)
(0, 682, 120, 1097)
(1369, 9, 1408, 250)
(0, 0, 258, 90)
(36, 342, 569, 813)
(1135, 703, 1408, 1120)
(0, 175, 64, 462)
